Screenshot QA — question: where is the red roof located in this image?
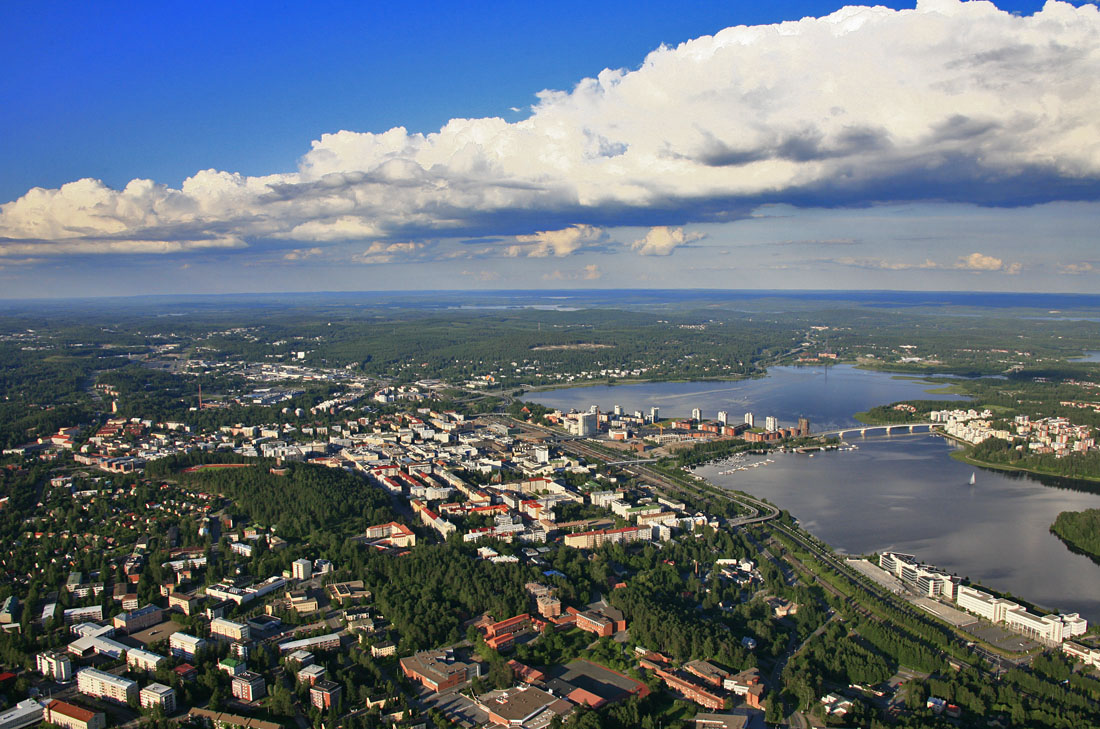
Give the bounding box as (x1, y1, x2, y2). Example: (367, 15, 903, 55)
(48, 700, 97, 722)
(567, 688, 605, 708)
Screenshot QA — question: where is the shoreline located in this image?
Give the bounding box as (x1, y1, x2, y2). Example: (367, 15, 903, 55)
(941, 433, 1100, 485)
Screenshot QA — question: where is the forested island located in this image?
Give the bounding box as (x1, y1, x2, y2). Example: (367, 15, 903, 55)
(1051, 509, 1100, 564)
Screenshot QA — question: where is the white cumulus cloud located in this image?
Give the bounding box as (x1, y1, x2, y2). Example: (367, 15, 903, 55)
(2, 0, 1099, 259)
(508, 225, 607, 257)
(631, 226, 705, 256)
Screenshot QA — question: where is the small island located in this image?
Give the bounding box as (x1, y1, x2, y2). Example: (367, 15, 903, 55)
(1051, 509, 1100, 565)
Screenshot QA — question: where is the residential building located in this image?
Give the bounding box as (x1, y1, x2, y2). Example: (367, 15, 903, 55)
(169, 632, 206, 660)
(36, 651, 72, 681)
(76, 668, 138, 705)
(126, 647, 166, 672)
(563, 526, 645, 549)
(63, 606, 102, 625)
(42, 701, 104, 729)
(310, 680, 342, 710)
(139, 683, 177, 714)
(370, 642, 396, 658)
(230, 672, 266, 702)
(277, 633, 340, 654)
(186, 710, 281, 729)
(291, 559, 312, 581)
(209, 617, 250, 642)
(168, 592, 198, 616)
(298, 664, 326, 686)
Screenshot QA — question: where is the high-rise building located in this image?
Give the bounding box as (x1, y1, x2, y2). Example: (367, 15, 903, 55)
(650, 407, 660, 423)
(744, 413, 754, 428)
(37, 652, 72, 682)
(797, 417, 810, 437)
(765, 416, 779, 432)
(691, 408, 701, 422)
(613, 404, 623, 416)
(292, 559, 312, 581)
(576, 412, 597, 437)
(717, 411, 729, 426)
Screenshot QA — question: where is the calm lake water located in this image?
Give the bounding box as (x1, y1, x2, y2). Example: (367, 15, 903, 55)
(698, 436, 1100, 619)
(529, 365, 966, 431)
(533, 367, 1100, 619)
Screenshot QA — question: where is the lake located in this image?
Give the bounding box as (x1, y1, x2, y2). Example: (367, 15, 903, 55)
(529, 365, 966, 431)
(697, 435, 1100, 619)
(531, 367, 1100, 619)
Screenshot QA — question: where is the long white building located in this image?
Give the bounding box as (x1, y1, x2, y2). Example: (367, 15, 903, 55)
(209, 617, 250, 642)
(955, 585, 1087, 643)
(879, 552, 959, 599)
(76, 667, 138, 704)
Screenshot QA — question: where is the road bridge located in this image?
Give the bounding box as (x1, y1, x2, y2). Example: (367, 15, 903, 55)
(814, 422, 938, 439)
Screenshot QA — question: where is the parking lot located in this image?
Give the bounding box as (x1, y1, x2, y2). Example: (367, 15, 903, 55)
(963, 622, 1040, 653)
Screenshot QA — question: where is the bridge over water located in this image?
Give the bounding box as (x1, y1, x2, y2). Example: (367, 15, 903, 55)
(814, 422, 938, 439)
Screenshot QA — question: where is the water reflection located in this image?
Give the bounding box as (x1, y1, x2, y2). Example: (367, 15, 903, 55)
(698, 435, 1100, 619)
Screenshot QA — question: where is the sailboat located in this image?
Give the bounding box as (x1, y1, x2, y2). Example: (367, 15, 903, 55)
(968, 472, 976, 486)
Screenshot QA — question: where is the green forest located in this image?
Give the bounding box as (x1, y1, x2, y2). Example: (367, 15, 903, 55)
(1051, 508, 1100, 563)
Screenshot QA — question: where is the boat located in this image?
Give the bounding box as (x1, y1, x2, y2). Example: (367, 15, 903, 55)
(969, 473, 976, 486)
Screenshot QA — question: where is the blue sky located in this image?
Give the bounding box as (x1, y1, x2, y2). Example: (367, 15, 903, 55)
(1, 0, 1098, 297)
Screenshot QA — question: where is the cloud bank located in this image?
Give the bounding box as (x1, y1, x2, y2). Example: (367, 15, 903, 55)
(836, 251, 1022, 273)
(2, 0, 1099, 260)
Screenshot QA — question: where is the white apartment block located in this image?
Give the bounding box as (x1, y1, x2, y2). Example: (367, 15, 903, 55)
(139, 683, 176, 714)
(125, 647, 166, 672)
(169, 632, 206, 659)
(36, 651, 72, 681)
(209, 617, 250, 642)
(292, 559, 312, 581)
(76, 667, 138, 704)
(63, 606, 103, 625)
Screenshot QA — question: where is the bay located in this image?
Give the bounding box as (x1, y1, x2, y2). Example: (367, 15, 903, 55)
(697, 435, 1100, 619)
(531, 366, 1100, 619)
(528, 364, 966, 431)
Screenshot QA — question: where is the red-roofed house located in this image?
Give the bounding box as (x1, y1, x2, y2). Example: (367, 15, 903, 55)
(45, 700, 105, 729)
